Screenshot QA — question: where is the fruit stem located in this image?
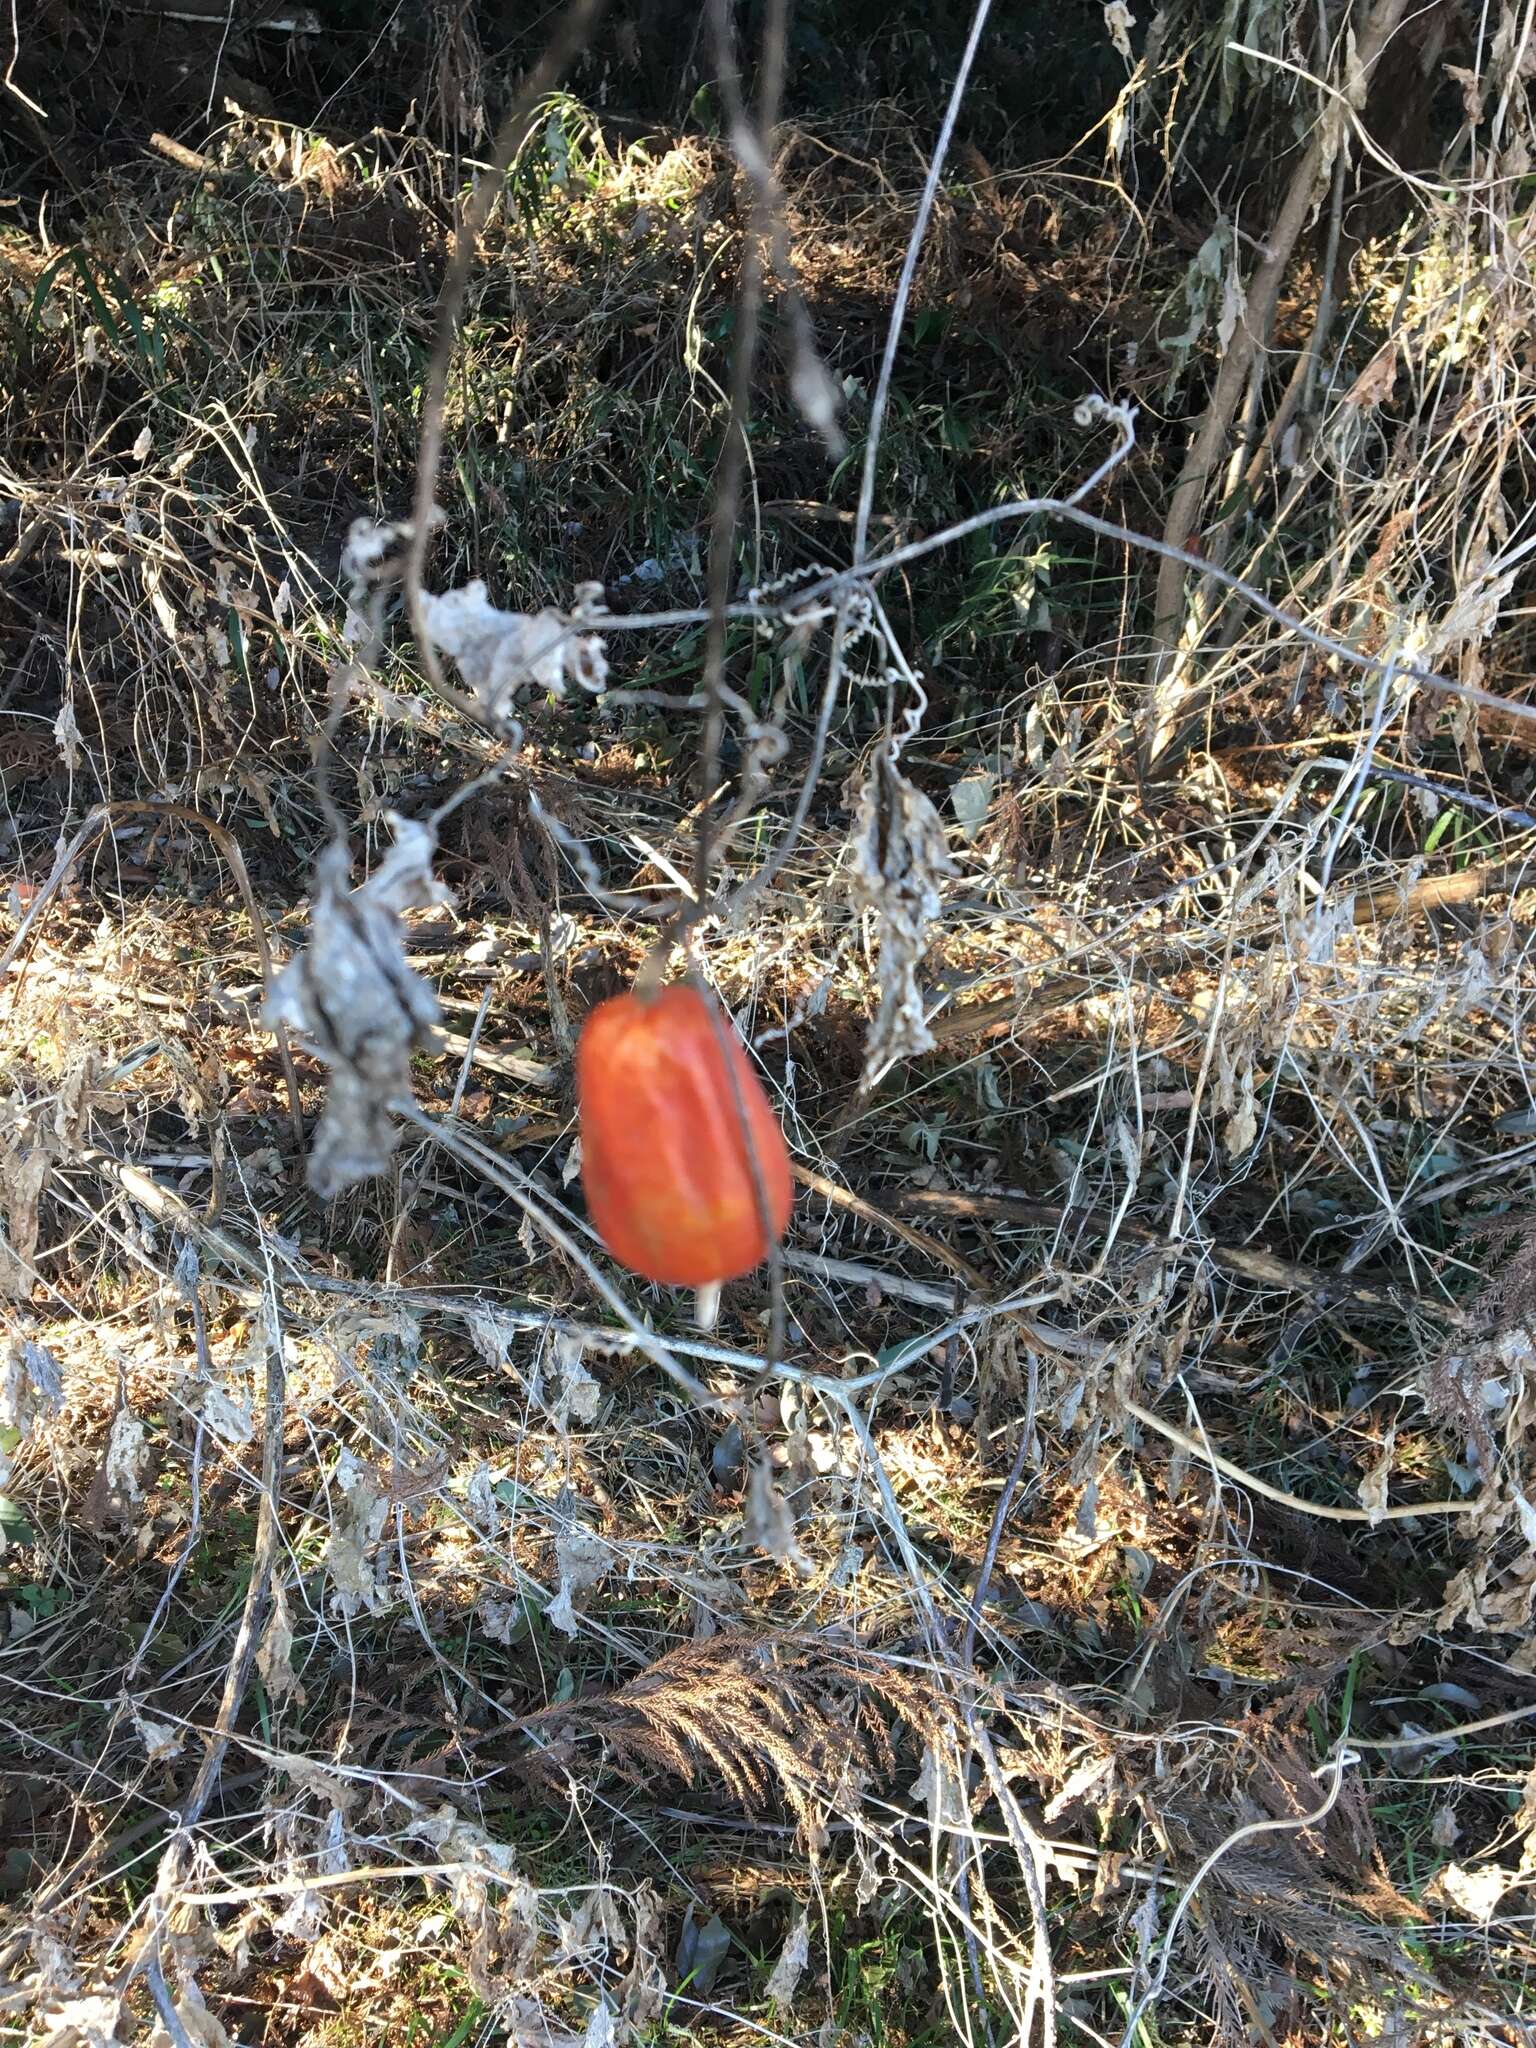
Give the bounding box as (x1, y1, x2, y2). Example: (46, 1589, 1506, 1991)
(633, 931, 674, 1000)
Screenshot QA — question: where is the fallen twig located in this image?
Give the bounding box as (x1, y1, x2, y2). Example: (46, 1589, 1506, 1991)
(782, 1246, 958, 1310)
(889, 1185, 1471, 1326)
(793, 1162, 989, 1294)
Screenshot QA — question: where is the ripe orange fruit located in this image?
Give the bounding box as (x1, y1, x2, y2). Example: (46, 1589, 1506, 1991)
(576, 984, 793, 1287)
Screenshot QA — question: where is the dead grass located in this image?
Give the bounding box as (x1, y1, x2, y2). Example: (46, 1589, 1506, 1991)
(5, 7, 1536, 2047)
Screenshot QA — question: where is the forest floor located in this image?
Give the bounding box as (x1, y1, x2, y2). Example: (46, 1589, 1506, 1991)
(4, 8, 1536, 2047)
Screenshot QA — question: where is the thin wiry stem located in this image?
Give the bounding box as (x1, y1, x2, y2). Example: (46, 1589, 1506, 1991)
(687, 0, 789, 916)
(853, 0, 994, 565)
(736, 0, 992, 922)
(392, 1099, 724, 1413)
(142, 1282, 286, 1956)
(1115, 1748, 1359, 2048)
(568, 431, 1536, 741)
(1125, 1394, 1479, 1522)
(802, 493, 1536, 728)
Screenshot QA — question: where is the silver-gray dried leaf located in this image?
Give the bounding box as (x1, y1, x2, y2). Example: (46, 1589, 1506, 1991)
(848, 755, 957, 1086)
(743, 1454, 812, 1575)
(265, 817, 451, 1197)
(418, 581, 608, 715)
(764, 1912, 810, 2012)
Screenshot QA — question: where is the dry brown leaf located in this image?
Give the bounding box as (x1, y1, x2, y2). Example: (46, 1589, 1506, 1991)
(257, 1577, 302, 1701)
(546, 1527, 610, 1636)
(1345, 345, 1398, 408)
(1356, 1424, 1396, 1528)
(1, 1146, 49, 1286)
(743, 1455, 812, 1575)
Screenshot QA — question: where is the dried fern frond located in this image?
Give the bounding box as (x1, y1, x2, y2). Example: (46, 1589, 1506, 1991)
(514, 1635, 937, 1827)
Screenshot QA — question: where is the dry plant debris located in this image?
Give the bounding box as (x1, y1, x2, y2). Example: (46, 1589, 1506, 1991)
(4, 5, 1536, 2046)
(264, 818, 452, 1197)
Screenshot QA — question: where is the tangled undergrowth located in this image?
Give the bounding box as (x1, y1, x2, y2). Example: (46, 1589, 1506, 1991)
(5, 3, 1536, 2044)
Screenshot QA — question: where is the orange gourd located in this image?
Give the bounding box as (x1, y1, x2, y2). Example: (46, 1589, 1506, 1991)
(576, 984, 793, 1287)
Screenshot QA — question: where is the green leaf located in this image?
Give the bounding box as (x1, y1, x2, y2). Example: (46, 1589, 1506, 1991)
(27, 250, 78, 336)
(67, 252, 123, 347)
(688, 82, 718, 133)
(1423, 806, 1460, 855)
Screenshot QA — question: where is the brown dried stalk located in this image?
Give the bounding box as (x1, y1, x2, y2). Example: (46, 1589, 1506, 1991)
(1142, 0, 1412, 769)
